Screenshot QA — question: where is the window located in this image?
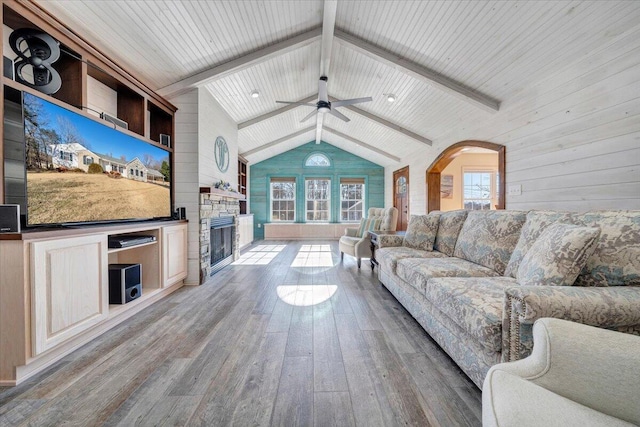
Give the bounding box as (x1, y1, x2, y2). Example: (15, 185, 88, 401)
(135, 170, 139, 176)
(130, 168, 133, 176)
(463, 170, 496, 210)
(305, 154, 330, 167)
(83, 155, 93, 165)
(59, 151, 73, 161)
(340, 178, 365, 222)
(306, 178, 330, 221)
(271, 178, 296, 221)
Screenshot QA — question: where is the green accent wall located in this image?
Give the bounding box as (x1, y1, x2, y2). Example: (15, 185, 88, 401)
(250, 141, 384, 240)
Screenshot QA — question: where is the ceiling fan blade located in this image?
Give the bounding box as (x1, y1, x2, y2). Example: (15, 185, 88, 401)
(330, 97, 373, 108)
(275, 101, 316, 107)
(300, 109, 318, 123)
(315, 113, 324, 144)
(318, 77, 329, 102)
(328, 108, 350, 122)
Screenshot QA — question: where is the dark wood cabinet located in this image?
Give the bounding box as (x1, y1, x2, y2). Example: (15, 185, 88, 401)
(238, 156, 247, 214)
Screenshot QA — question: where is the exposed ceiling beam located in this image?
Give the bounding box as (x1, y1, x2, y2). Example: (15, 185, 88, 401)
(238, 95, 317, 130)
(328, 97, 432, 146)
(240, 126, 315, 157)
(334, 29, 500, 112)
(158, 27, 322, 99)
(324, 126, 401, 162)
(316, 0, 338, 144)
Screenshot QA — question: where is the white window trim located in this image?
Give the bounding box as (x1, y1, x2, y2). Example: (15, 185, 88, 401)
(270, 181, 296, 222)
(339, 182, 365, 223)
(462, 167, 498, 210)
(305, 178, 331, 222)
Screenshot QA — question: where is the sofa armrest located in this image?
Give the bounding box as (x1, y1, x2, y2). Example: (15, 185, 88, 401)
(344, 227, 359, 237)
(488, 318, 640, 426)
(502, 285, 640, 362)
(377, 234, 404, 248)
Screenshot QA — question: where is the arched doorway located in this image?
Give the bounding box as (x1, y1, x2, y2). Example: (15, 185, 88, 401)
(426, 140, 505, 212)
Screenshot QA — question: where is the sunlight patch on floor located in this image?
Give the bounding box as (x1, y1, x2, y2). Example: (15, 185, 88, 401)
(276, 284, 338, 306)
(232, 244, 286, 265)
(290, 244, 335, 267)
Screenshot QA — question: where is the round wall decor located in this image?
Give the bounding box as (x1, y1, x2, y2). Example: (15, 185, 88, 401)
(214, 136, 229, 172)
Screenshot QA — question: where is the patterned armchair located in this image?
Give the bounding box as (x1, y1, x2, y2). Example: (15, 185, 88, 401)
(339, 207, 398, 268)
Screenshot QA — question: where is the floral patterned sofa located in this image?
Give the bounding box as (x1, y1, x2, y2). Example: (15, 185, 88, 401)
(376, 209, 640, 388)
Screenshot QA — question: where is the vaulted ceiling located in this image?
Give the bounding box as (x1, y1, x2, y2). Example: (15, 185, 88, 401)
(37, 0, 640, 166)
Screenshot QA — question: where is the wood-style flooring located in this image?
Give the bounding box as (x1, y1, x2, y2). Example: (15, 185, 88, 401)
(0, 241, 481, 426)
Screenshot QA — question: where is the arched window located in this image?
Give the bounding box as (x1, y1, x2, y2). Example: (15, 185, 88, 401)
(305, 153, 330, 167)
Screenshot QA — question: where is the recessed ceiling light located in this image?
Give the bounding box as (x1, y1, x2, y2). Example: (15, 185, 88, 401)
(250, 90, 260, 98)
(386, 94, 396, 103)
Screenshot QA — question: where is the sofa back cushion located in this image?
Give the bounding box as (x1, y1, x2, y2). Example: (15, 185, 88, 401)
(571, 211, 640, 286)
(433, 210, 468, 256)
(505, 210, 573, 278)
(453, 210, 527, 275)
(403, 215, 440, 251)
(517, 223, 601, 287)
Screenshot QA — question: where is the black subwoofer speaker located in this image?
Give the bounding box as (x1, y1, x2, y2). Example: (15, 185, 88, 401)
(108, 263, 142, 304)
(0, 204, 20, 233)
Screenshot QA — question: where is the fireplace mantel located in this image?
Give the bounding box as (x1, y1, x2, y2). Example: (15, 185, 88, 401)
(199, 187, 246, 200)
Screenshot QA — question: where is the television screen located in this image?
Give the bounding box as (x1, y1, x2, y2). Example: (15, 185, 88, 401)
(23, 92, 172, 226)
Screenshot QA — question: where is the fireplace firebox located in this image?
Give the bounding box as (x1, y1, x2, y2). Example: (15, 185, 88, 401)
(210, 216, 235, 274)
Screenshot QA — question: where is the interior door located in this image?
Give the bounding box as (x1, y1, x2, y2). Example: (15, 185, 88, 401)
(393, 166, 409, 231)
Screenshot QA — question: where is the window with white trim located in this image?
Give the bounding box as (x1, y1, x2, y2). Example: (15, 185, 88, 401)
(83, 155, 93, 165)
(340, 178, 365, 222)
(305, 178, 330, 222)
(463, 170, 496, 210)
(271, 178, 296, 221)
(305, 154, 330, 167)
(59, 151, 73, 161)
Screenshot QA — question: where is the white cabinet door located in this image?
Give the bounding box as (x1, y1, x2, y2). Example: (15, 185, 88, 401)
(162, 223, 188, 287)
(31, 234, 109, 356)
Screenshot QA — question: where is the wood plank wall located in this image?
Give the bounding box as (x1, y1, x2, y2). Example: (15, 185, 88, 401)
(173, 89, 200, 284)
(250, 142, 384, 240)
(392, 22, 640, 214)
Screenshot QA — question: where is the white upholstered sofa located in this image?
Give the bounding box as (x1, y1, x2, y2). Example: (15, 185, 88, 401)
(339, 207, 398, 268)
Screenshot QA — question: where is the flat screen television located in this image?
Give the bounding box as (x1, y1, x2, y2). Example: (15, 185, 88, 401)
(3, 88, 173, 227)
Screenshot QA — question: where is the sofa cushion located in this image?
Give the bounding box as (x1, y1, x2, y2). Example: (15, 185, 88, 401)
(424, 277, 518, 352)
(403, 215, 439, 251)
(571, 211, 640, 287)
(377, 247, 447, 273)
(453, 210, 527, 275)
(517, 223, 601, 287)
(396, 257, 499, 295)
(504, 210, 574, 278)
(433, 210, 469, 256)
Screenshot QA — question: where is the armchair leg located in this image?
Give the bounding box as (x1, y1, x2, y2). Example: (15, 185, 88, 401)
(357, 258, 361, 268)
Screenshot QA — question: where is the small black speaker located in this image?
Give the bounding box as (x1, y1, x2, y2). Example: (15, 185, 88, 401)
(108, 263, 142, 304)
(3, 56, 14, 80)
(179, 207, 186, 220)
(160, 134, 170, 147)
(0, 204, 20, 233)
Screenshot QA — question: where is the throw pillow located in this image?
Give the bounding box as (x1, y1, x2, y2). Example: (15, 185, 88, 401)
(403, 215, 439, 251)
(517, 223, 601, 287)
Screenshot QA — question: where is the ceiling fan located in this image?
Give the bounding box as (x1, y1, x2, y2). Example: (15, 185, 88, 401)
(275, 76, 372, 142)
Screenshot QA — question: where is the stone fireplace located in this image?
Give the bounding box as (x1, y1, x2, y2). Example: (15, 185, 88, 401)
(199, 190, 240, 283)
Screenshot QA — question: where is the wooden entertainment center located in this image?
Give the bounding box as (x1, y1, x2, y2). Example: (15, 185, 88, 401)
(0, 1, 187, 386)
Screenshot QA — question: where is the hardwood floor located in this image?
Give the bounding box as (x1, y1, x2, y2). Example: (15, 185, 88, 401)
(0, 241, 481, 426)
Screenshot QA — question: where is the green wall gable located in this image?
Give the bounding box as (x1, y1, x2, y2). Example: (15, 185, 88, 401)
(250, 141, 385, 240)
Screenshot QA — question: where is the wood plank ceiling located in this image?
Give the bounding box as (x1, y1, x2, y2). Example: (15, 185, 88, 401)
(36, 0, 640, 166)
